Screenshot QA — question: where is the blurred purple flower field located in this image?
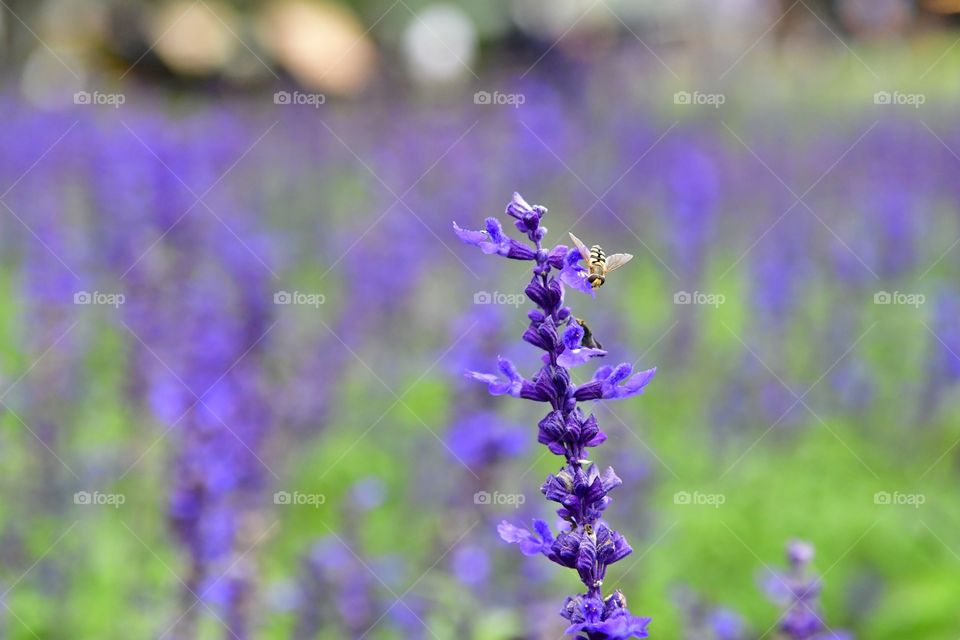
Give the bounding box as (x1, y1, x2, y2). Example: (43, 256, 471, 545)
(2, 1, 960, 638)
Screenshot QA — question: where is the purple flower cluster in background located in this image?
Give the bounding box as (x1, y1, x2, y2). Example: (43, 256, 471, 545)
(763, 540, 852, 640)
(456, 193, 657, 639)
(674, 587, 747, 640)
(4, 83, 960, 637)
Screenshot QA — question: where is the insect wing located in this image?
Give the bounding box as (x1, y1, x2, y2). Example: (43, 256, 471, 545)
(568, 233, 592, 264)
(576, 318, 603, 350)
(602, 253, 633, 274)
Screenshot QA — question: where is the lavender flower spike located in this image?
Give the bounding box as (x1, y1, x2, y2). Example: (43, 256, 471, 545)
(762, 540, 853, 640)
(456, 194, 655, 639)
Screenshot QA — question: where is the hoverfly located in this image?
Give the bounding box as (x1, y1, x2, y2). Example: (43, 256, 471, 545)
(568, 233, 633, 289)
(574, 317, 603, 350)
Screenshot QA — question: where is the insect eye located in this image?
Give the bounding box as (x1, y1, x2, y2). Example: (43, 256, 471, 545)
(587, 274, 598, 283)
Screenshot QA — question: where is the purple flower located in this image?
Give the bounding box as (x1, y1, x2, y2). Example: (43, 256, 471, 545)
(294, 537, 380, 637)
(707, 609, 746, 640)
(558, 323, 607, 368)
(537, 409, 607, 458)
(465, 357, 533, 397)
(787, 539, 815, 567)
(498, 519, 554, 556)
(505, 191, 548, 235)
(541, 465, 623, 524)
(762, 540, 853, 640)
(560, 245, 597, 297)
(451, 545, 491, 586)
(562, 591, 651, 639)
(446, 412, 527, 467)
(453, 218, 537, 260)
(545, 522, 633, 586)
(675, 587, 748, 640)
(458, 193, 655, 638)
(574, 364, 657, 401)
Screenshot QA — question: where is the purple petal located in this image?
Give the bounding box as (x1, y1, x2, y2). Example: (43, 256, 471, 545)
(452, 221, 488, 246)
(464, 357, 526, 397)
(593, 365, 614, 381)
(557, 346, 607, 369)
(497, 520, 551, 556)
(464, 370, 512, 395)
(620, 367, 657, 396)
(505, 192, 533, 218)
(562, 324, 584, 351)
(560, 264, 596, 297)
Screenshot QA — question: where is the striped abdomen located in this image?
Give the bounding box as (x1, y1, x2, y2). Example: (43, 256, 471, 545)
(589, 245, 606, 272)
